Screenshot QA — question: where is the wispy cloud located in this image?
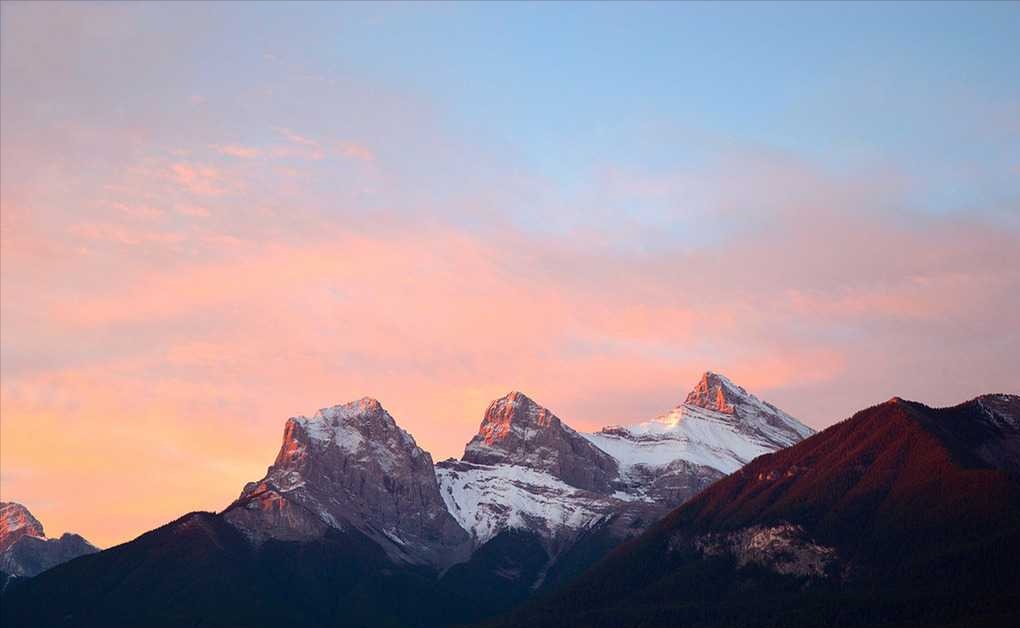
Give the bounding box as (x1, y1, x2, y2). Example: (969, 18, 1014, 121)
(109, 202, 164, 219)
(274, 127, 319, 147)
(169, 162, 225, 196)
(214, 144, 261, 159)
(70, 223, 186, 247)
(338, 141, 375, 162)
(176, 204, 211, 218)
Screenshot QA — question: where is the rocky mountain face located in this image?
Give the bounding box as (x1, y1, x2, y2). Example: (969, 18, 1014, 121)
(682, 371, 814, 448)
(438, 391, 635, 551)
(222, 397, 471, 567)
(0, 502, 98, 578)
(435, 375, 813, 595)
(493, 393, 1020, 628)
(461, 391, 620, 492)
(0, 503, 45, 553)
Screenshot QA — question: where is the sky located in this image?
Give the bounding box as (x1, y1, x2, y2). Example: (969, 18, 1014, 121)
(1, 1, 1018, 548)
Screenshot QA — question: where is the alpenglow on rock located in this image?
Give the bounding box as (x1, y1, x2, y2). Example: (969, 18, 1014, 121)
(222, 397, 471, 567)
(683, 371, 814, 448)
(0, 502, 98, 578)
(462, 391, 620, 493)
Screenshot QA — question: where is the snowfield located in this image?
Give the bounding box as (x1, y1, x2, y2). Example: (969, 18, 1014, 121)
(435, 461, 619, 544)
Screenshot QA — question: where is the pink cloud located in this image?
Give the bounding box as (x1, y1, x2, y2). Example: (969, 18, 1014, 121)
(274, 127, 319, 147)
(169, 162, 225, 196)
(176, 204, 211, 217)
(338, 141, 375, 162)
(70, 223, 186, 247)
(109, 202, 164, 219)
(5, 172, 1019, 550)
(215, 144, 260, 159)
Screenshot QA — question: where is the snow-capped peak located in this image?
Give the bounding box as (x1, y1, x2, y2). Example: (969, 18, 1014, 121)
(583, 372, 814, 477)
(225, 396, 471, 567)
(283, 397, 420, 457)
(305, 397, 397, 436)
(317, 396, 384, 418)
(461, 392, 619, 493)
(678, 371, 814, 445)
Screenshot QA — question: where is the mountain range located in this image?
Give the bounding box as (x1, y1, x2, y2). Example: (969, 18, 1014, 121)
(1, 374, 1017, 628)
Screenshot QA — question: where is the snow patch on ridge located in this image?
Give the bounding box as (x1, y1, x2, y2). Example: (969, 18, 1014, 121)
(287, 397, 426, 473)
(584, 405, 778, 475)
(436, 461, 619, 545)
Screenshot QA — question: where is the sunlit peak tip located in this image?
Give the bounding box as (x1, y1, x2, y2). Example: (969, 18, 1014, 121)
(499, 390, 535, 404)
(313, 396, 385, 420)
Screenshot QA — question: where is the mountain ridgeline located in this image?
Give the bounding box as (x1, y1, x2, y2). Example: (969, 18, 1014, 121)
(2, 375, 1017, 628)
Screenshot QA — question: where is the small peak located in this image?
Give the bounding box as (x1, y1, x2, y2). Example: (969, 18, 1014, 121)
(478, 391, 557, 443)
(701, 371, 737, 388)
(315, 397, 387, 422)
(485, 391, 545, 417)
(0, 501, 47, 550)
(285, 397, 403, 448)
(353, 396, 383, 412)
(685, 371, 743, 413)
(498, 390, 536, 404)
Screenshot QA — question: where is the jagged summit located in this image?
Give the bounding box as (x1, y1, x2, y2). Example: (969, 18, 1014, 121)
(316, 396, 384, 419)
(585, 372, 814, 475)
(0, 502, 45, 552)
(476, 391, 558, 445)
(684, 371, 742, 413)
(0, 502, 97, 577)
(461, 392, 619, 493)
(294, 397, 416, 447)
(677, 371, 814, 445)
(224, 397, 470, 567)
